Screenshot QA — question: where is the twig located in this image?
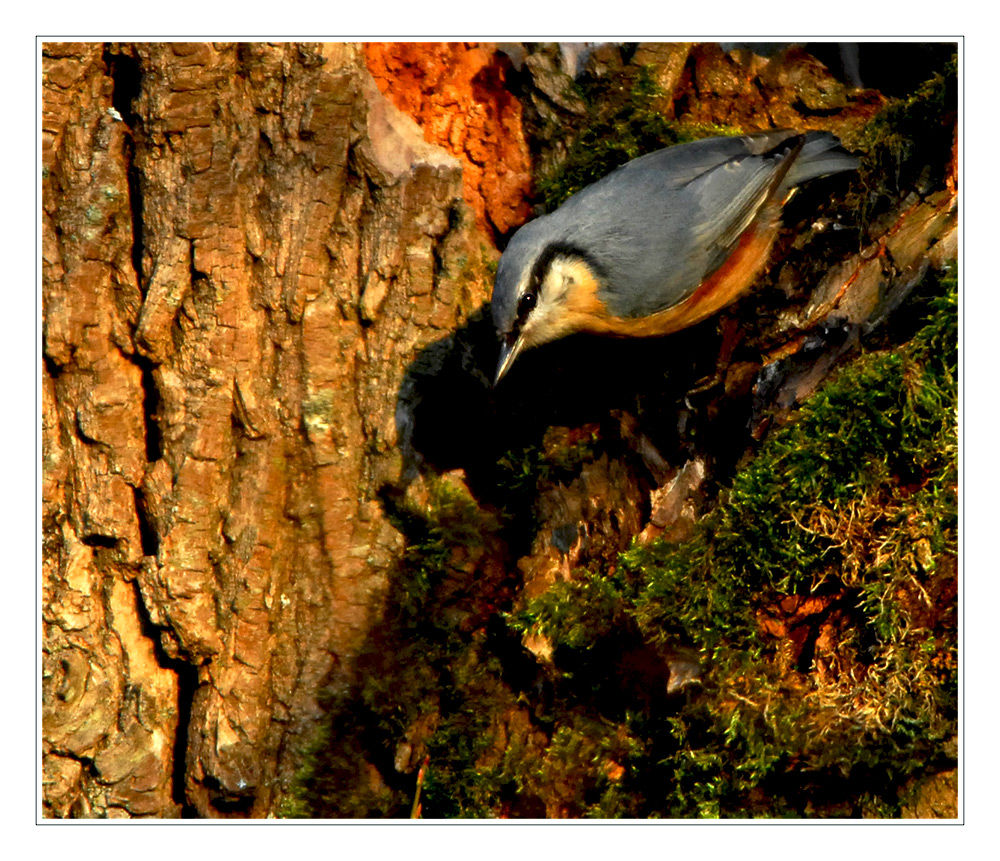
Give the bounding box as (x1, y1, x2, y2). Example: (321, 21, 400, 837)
(410, 755, 430, 819)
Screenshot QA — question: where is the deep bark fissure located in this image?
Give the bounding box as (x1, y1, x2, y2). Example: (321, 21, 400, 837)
(135, 356, 163, 464)
(103, 45, 145, 291)
(125, 579, 199, 815)
(80, 534, 118, 548)
(133, 353, 163, 557)
(172, 662, 201, 817)
(43, 352, 63, 379)
(132, 485, 159, 558)
(106, 44, 164, 573)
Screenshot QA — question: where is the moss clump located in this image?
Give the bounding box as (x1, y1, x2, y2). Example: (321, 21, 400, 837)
(285, 270, 955, 818)
(515, 273, 957, 817)
(510, 568, 629, 652)
(492, 425, 602, 529)
(849, 54, 957, 229)
(703, 287, 956, 598)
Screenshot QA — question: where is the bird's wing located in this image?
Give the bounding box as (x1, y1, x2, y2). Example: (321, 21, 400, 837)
(685, 135, 802, 271)
(554, 134, 803, 318)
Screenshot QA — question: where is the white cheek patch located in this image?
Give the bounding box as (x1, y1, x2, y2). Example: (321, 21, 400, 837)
(544, 259, 575, 303)
(518, 255, 598, 348)
(521, 264, 570, 345)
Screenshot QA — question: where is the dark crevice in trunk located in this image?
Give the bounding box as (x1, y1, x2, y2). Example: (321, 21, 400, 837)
(135, 355, 163, 464)
(127, 579, 201, 816)
(189, 238, 206, 281)
(81, 534, 119, 548)
(172, 662, 201, 817)
(133, 350, 164, 557)
(103, 45, 146, 291)
(132, 485, 159, 557)
(43, 351, 63, 379)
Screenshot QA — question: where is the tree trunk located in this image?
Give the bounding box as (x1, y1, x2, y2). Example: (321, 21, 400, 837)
(42, 41, 491, 818)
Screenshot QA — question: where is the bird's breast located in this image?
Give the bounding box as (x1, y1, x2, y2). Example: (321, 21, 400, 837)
(571, 212, 782, 338)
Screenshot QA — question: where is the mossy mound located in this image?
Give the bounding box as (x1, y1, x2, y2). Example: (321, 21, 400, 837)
(284, 273, 956, 819)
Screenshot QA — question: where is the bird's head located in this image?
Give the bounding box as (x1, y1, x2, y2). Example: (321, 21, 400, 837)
(491, 219, 603, 385)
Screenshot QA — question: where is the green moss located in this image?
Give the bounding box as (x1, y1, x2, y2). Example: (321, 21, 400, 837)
(512, 272, 957, 817)
(280, 472, 517, 818)
(415, 639, 514, 818)
(481, 245, 499, 279)
(393, 477, 502, 616)
(849, 54, 957, 228)
(276, 723, 337, 819)
(290, 264, 956, 818)
(493, 426, 602, 527)
(509, 569, 629, 652)
(301, 390, 335, 435)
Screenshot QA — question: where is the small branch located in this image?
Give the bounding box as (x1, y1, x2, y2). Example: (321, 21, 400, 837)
(410, 755, 430, 819)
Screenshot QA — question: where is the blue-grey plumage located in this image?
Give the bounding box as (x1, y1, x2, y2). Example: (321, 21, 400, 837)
(491, 130, 858, 384)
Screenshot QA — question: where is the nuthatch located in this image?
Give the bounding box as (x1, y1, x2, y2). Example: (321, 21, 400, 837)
(491, 130, 858, 384)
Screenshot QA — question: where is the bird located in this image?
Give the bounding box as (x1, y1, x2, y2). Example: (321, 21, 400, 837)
(490, 130, 859, 385)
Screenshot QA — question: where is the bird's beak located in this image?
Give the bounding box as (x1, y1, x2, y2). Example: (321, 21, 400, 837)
(493, 334, 524, 387)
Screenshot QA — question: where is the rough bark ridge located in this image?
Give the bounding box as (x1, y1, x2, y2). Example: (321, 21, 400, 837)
(42, 41, 491, 818)
(364, 42, 533, 241)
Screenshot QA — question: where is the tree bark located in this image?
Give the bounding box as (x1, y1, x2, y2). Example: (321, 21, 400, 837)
(42, 41, 491, 818)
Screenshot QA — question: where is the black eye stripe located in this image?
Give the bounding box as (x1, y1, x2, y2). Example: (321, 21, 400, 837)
(528, 242, 606, 290)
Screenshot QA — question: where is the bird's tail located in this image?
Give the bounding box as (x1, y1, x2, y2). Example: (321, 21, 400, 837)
(781, 131, 860, 194)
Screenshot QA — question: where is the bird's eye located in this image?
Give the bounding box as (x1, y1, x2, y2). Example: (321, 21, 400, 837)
(517, 290, 537, 321)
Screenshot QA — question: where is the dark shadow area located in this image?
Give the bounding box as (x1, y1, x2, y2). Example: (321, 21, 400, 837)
(396, 306, 745, 508)
(804, 41, 956, 97)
